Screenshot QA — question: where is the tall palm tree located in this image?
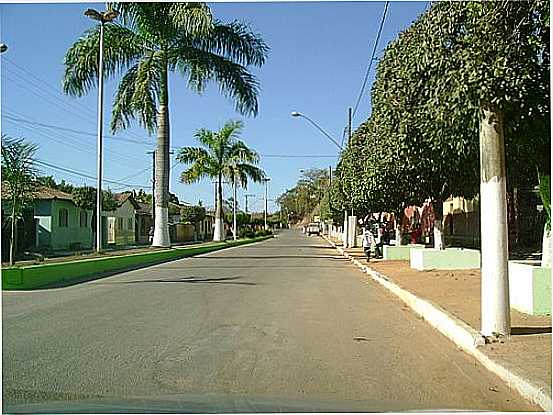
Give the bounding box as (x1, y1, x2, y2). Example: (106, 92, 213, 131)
(177, 120, 265, 241)
(63, 3, 268, 247)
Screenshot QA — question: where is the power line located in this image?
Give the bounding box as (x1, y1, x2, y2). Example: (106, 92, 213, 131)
(3, 115, 146, 166)
(3, 113, 152, 146)
(351, 1, 389, 121)
(3, 57, 148, 143)
(35, 159, 152, 189)
(260, 154, 336, 158)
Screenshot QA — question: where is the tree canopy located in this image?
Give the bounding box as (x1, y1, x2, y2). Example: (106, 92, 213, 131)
(331, 0, 550, 216)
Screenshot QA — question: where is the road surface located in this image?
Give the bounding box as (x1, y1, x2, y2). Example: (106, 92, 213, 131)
(2, 230, 538, 412)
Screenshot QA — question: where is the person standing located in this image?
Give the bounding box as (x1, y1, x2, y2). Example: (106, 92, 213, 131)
(362, 227, 373, 262)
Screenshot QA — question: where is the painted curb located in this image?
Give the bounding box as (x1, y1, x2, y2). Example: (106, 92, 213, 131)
(322, 234, 552, 411)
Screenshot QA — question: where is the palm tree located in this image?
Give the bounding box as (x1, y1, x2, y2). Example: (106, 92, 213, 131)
(1, 136, 38, 265)
(63, 3, 268, 247)
(177, 120, 265, 241)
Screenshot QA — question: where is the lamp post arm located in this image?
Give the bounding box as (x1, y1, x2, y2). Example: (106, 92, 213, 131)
(299, 114, 343, 151)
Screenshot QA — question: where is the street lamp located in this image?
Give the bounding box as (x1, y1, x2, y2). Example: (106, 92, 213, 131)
(291, 111, 343, 151)
(263, 177, 271, 230)
(85, 7, 119, 253)
(0, 44, 7, 53)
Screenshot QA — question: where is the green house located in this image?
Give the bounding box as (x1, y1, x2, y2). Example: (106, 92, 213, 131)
(33, 187, 96, 251)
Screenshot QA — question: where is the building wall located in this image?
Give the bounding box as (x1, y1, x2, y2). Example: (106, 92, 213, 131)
(49, 200, 93, 250)
(107, 200, 136, 246)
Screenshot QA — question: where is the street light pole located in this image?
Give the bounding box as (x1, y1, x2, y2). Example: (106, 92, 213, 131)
(85, 7, 118, 253)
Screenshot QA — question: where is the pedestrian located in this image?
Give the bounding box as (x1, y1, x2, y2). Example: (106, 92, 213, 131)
(148, 226, 154, 244)
(362, 227, 373, 262)
(375, 225, 384, 258)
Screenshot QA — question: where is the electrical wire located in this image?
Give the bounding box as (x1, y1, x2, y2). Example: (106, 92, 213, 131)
(35, 159, 152, 189)
(351, 1, 389, 121)
(3, 57, 148, 143)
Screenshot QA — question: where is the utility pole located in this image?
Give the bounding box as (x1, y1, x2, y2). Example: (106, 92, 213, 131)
(348, 107, 352, 145)
(244, 194, 255, 213)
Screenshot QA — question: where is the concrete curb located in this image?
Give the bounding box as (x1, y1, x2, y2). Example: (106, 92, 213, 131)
(322, 234, 552, 411)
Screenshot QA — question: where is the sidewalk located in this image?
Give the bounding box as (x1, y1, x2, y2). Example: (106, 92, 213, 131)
(325, 235, 551, 410)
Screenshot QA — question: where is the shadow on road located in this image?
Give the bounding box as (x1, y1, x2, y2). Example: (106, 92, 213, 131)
(95, 276, 257, 286)
(244, 245, 335, 249)
(196, 255, 347, 260)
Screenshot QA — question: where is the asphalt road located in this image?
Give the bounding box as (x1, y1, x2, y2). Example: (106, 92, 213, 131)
(2, 230, 538, 412)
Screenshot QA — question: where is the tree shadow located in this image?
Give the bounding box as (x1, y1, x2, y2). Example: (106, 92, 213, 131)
(195, 255, 347, 260)
(511, 326, 552, 336)
(95, 276, 257, 286)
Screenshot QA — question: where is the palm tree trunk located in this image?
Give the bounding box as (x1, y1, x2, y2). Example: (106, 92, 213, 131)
(213, 172, 225, 241)
(152, 58, 171, 247)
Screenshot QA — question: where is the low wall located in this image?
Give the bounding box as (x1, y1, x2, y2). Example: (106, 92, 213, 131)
(410, 247, 480, 271)
(383, 244, 425, 260)
(508, 261, 551, 315)
(2, 236, 271, 290)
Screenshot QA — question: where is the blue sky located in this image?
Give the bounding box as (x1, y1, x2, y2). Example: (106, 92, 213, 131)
(1, 1, 426, 213)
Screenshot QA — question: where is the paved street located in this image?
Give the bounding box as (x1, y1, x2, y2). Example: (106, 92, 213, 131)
(3, 230, 537, 412)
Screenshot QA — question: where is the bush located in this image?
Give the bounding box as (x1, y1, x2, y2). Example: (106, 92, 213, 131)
(239, 228, 255, 238)
(255, 229, 273, 237)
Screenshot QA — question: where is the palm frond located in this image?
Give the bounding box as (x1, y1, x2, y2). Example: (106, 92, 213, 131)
(113, 3, 213, 44)
(63, 23, 145, 97)
(110, 55, 161, 134)
(193, 129, 218, 151)
(191, 20, 268, 67)
(171, 47, 260, 116)
(176, 146, 212, 165)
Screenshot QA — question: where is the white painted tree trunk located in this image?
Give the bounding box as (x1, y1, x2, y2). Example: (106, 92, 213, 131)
(348, 216, 357, 248)
(433, 220, 444, 250)
(343, 210, 349, 248)
(541, 227, 552, 268)
(213, 218, 225, 242)
(395, 225, 403, 246)
(479, 106, 510, 337)
(152, 99, 171, 248)
(153, 207, 170, 247)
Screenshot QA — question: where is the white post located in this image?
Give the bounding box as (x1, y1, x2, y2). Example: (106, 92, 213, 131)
(348, 215, 357, 248)
(95, 22, 105, 253)
(343, 210, 349, 248)
(480, 106, 510, 337)
(264, 178, 269, 230)
(233, 175, 237, 241)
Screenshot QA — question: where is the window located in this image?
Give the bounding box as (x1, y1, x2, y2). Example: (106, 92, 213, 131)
(128, 218, 133, 230)
(117, 217, 123, 231)
(80, 211, 87, 228)
(59, 208, 68, 227)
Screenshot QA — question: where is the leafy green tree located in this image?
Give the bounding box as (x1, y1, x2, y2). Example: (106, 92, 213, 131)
(180, 205, 206, 224)
(72, 186, 118, 249)
(177, 120, 265, 241)
(63, 3, 268, 248)
(1, 136, 38, 265)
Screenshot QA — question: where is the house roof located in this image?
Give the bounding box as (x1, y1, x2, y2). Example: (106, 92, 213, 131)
(113, 191, 142, 210)
(1, 184, 74, 202)
(135, 201, 152, 215)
